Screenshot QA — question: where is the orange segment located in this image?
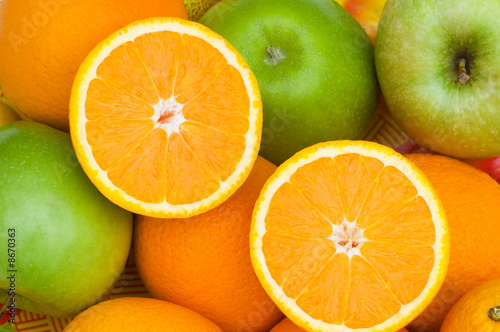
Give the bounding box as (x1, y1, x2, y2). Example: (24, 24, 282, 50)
(356, 165, 420, 229)
(331, 154, 385, 222)
(288, 157, 345, 225)
(251, 141, 449, 332)
(182, 64, 251, 135)
(133, 31, 183, 101)
(163, 133, 221, 205)
(295, 253, 350, 325)
(85, 118, 153, 171)
(174, 34, 229, 104)
(361, 241, 435, 305)
(70, 18, 262, 218)
(107, 129, 168, 203)
(262, 233, 336, 300)
(265, 182, 333, 239)
(364, 195, 436, 246)
(183, 100, 250, 135)
(180, 121, 245, 182)
(344, 256, 401, 328)
(85, 79, 155, 121)
(95, 41, 159, 105)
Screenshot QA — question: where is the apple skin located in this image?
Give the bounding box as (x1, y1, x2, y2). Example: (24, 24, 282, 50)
(200, 0, 379, 165)
(375, 0, 500, 159)
(0, 121, 133, 317)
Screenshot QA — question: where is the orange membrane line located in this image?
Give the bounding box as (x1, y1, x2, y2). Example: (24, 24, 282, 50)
(131, 41, 161, 102)
(269, 235, 330, 295)
(180, 63, 229, 108)
(363, 240, 432, 247)
(342, 255, 352, 324)
(103, 129, 156, 172)
(362, 194, 421, 233)
(160, 133, 170, 202)
(263, 232, 327, 242)
(331, 157, 348, 219)
(287, 181, 338, 228)
(293, 253, 337, 301)
(321, 257, 337, 325)
(166, 32, 181, 102)
(178, 133, 222, 183)
(172, 33, 224, 103)
(358, 254, 403, 305)
(264, 233, 309, 289)
(92, 77, 155, 112)
(350, 165, 385, 223)
(183, 119, 236, 135)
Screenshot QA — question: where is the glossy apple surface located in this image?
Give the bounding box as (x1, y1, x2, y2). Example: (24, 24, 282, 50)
(201, 0, 379, 165)
(376, 0, 500, 159)
(0, 122, 133, 317)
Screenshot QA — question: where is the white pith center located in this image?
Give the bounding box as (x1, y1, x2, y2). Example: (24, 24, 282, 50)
(329, 220, 366, 259)
(152, 96, 186, 135)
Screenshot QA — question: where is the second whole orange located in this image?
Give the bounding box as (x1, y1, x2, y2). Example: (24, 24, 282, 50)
(64, 297, 222, 332)
(440, 278, 500, 332)
(134, 156, 284, 332)
(270, 318, 306, 332)
(406, 154, 500, 332)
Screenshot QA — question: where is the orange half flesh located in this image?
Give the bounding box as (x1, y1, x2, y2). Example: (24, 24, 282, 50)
(251, 141, 449, 332)
(70, 18, 262, 217)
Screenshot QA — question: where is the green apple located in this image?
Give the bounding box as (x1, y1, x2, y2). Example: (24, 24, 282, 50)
(0, 121, 133, 317)
(200, 0, 380, 165)
(376, 0, 500, 159)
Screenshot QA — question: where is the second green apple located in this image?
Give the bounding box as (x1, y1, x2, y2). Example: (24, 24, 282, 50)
(376, 0, 500, 159)
(201, 0, 379, 165)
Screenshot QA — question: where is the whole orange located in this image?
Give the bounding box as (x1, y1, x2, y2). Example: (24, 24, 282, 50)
(405, 154, 500, 332)
(134, 156, 284, 332)
(270, 318, 306, 332)
(440, 278, 500, 332)
(0, 100, 19, 127)
(269, 318, 409, 332)
(0, 0, 187, 131)
(64, 297, 222, 332)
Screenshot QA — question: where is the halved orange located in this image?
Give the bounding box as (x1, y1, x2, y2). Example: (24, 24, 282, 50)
(250, 141, 450, 331)
(70, 18, 262, 217)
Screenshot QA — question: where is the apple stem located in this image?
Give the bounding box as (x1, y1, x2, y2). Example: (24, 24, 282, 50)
(457, 58, 470, 85)
(265, 46, 286, 66)
(488, 306, 500, 322)
(0, 293, 15, 318)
